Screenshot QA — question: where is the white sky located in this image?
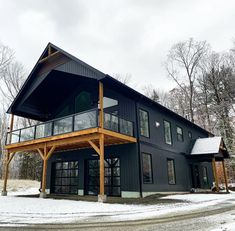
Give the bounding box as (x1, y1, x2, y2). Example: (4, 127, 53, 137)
(0, 0, 235, 91)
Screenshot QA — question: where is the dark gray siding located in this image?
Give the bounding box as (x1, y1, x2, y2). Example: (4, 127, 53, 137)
(136, 99, 212, 193)
(55, 60, 103, 79)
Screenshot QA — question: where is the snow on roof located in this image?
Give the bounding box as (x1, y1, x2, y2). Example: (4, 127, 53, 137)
(190, 136, 222, 155)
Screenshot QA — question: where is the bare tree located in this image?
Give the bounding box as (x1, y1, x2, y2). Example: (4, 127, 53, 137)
(0, 43, 14, 75)
(142, 84, 159, 102)
(165, 38, 209, 122)
(113, 73, 132, 85)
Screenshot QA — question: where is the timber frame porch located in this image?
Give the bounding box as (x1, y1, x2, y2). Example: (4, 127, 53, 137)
(2, 82, 137, 202)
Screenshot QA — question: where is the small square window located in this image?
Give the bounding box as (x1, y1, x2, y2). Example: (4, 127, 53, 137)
(188, 131, 192, 139)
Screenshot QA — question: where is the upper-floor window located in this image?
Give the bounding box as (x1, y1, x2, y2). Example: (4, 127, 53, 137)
(139, 109, 150, 137)
(164, 120, 172, 145)
(176, 126, 183, 142)
(188, 131, 192, 139)
(142, 153, 153, 184)
(167, 159, 176, 185)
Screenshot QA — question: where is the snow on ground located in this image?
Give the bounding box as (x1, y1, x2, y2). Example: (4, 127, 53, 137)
(0, 181, 235, 228)
(0, 179, 40, 195)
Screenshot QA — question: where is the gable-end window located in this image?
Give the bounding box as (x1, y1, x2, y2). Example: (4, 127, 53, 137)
(164, 120, 172, 145)
(167, 159, 176, 185)
(142, 153, 153, 184)
(188, 131, 192, 139)
(75, 91, 92, 113)
(103, 97, 118, 109)
(176, 126, 183, 142)
(139, 109, 150, 137)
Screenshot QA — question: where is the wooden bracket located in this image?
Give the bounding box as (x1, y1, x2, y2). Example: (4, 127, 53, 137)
(88, 140, 100, 155)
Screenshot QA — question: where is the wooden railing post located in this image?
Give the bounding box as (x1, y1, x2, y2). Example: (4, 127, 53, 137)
(222, 160, 229, 193)
(99, 81, 104, 129)
(8, 114, 14, 145)
(212, 158, 219, 192)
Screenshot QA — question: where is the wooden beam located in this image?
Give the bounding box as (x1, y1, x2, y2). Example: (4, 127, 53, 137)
(212, 158, 219, 192)
(99, 133, 105, 196)
(48, 45, 52, 56)
(222, 160, 229, 193)
(99, 82, 104, 129)
(88, 140, 100, 155)
(37, 148, 44, 160)
(7, 152, 16, 165)
(38, 51, 60, 64)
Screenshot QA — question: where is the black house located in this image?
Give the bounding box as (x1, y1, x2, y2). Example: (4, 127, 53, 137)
(2, 43, 229, 202)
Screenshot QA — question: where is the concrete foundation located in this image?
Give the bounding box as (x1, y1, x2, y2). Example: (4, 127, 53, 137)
(98, 194, 107, 203)
(39, 192, 47, 198)
(1, 191, 7, 196)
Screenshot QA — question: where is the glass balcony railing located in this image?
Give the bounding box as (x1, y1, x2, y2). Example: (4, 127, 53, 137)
(104, 112, 134, 137)
(6, 109, 134, 145)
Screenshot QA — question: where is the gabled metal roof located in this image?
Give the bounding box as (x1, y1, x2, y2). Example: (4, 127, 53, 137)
(190, 136, 229, 158)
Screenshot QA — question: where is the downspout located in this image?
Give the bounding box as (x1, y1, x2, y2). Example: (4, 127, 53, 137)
(135, 100, 143, 198)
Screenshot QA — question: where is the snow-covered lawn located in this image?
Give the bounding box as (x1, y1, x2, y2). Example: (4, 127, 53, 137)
(0, 181, 235, 229)
(0, 179, 40, 195)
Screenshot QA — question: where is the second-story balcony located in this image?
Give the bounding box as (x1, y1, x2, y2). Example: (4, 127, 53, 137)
(5, 108, 136, 154)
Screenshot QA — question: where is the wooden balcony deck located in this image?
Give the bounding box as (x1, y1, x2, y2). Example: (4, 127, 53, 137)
(4, 127, 137, 154)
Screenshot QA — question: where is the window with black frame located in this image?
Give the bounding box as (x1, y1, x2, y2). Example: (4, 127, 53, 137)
(176, 126, 183, 142)
(142, 153, 153, 184)
(167, 159, 176, 184)
(51, 161, 79, 194)
(164, 120, 172, 145)
(139, 109, 150, 137)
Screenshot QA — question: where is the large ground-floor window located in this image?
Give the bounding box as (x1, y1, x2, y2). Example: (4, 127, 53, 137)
(85, 157, 120, 196)
(51, 161, 79, 194)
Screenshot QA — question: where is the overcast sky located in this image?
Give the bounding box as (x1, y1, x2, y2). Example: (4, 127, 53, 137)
(0, 0, 235, 92)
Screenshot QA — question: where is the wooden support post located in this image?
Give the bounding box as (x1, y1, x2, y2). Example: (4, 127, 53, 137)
(38, 145, 56, 198)
(222, 160, 229, 193)
(1, 152, 10, 196)
(99, 81, 104, 129)
(98, 133, 106, 202)
(1, 152, 16, 196)
(212, 158, 219, 192)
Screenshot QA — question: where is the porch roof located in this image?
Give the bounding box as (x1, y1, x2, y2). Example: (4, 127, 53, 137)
(190, 137, 229, 159)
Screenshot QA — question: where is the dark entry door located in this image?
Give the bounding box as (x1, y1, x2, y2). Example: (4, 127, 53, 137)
(85, 158, 120, 196)
(51, 161, 79, 194)
(190, 164, 201, 188)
